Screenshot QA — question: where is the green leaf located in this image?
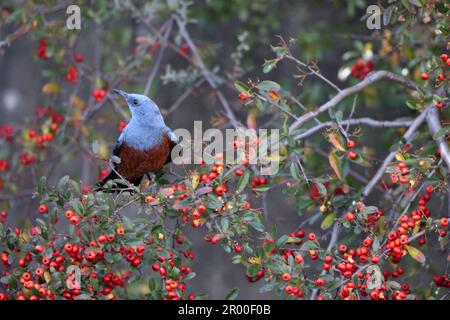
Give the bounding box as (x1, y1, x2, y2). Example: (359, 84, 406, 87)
(406, 100, 419, 110)
(37, 176, 47, 195)
(257, 80, 281, 92)
(224, 287, 240, 300)
(271, 46, 288, 57)
(290, 162, 301, 181)
(313, 180, 327, 197)
(321, 212, 336, 230)
(405, 245, 426, 264)
(276, 235, 289, 247)
(234, 81, 250, 93)
(263, 59, 278, 74)
(236, 171, 250, 194)
(433, 127, 449, 140)
(249, 219, 265, 232)
(383, 5, 394, 26)
(57, 175, 70, 191)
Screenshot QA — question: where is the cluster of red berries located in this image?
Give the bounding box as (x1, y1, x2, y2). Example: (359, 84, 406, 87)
(120, 245, 145, 267)
(346, 139, 358, 160)
(151, 249, 195, 300)
(25, 107, 64, 149)
(36, 39, 49, 60)
(92, 89, 106, 103)
(199, 163, 224, 184)
(421, 53, 449, 109)
(351, 59, 373, 80)
(438, 216, 448, 238)
(251, 176, 268, 189)
(20, 152, 36, 166)
(0, 123, 14, 142)
(64, 209, 80, 225)
(65, 65, 78, 83)
(390, 161, 410, 184)
(433, 275, 450, 288)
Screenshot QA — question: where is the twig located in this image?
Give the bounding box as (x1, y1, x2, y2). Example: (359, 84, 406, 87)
(285, 55, 342, 92)
(174, 15, 241, 128)
(289, 71, 418, 132)
(426, 107, 450, 172)
(361, 108, 429, 199)
(294, 117, 414, 140)
(143, 19, 173, 96)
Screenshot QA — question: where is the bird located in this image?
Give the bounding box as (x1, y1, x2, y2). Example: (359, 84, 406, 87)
(96, 89, 178, 190)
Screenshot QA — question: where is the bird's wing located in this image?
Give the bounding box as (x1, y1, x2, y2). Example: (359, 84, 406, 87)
(112, 131, 125, 159)
(166, 129, 178, 164)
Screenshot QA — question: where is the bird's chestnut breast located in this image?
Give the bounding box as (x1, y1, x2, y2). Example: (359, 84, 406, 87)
(116, 133, 171, 181)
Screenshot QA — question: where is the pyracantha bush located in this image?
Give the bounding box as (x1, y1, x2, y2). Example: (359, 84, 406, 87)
(0, 0, 449, 300)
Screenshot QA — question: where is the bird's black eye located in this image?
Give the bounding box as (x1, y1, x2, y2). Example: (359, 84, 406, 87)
(132, 99, 139, 106)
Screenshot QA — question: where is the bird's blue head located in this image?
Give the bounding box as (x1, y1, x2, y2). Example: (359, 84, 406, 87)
(113, 89, 165, 128)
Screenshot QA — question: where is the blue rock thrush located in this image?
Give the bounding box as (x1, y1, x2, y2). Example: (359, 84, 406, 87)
(97, 89, 178, 189)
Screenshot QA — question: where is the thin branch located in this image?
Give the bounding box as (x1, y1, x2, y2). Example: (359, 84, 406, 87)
(361, 108, 429, 199)
(289, 71, 418, 132)
(285, 55, 342, 92)
(173, 14, 241, 128)
(295, 117, 414, 140)
(143, 19, 173, 96)
(426, 107, 450, 172)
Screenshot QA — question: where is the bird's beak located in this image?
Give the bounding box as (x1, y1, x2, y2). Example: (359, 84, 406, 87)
(112, 89, 128, 100)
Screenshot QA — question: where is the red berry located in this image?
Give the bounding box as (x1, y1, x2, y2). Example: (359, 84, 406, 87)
(348, 150, 357, 160)
(347, 140, 356, 149)
(294, 255, 303, 264)
(315, 278, 325, 286)
(38, 204, 48, 214)
(116, 227, 125, 236)
(239, 91, 250, 101)
(65, 210, 74, 219)
(308, 233, 316, 241)
(281, 273, 291, 282)
(74, 53, 84, 63)
(440, 217, 449, 227)
(346, 212, 355, 222)
(69, 215, 80, 225)
(420, 73, 429, 80)
(440, 53, 449, 62)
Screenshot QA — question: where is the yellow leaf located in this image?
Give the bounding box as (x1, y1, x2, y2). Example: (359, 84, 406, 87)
(43, 272, 52, 283)
(248, 256, 262, 265)
(42, 82, 60, 94)
(328, 151, 343, 180)
(405, 245, 425, 264)
(70, 95, 86, 109)
(192, 174, 200, 190)
(395, 152, 405, 162)
(328, 133, 345, 151)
